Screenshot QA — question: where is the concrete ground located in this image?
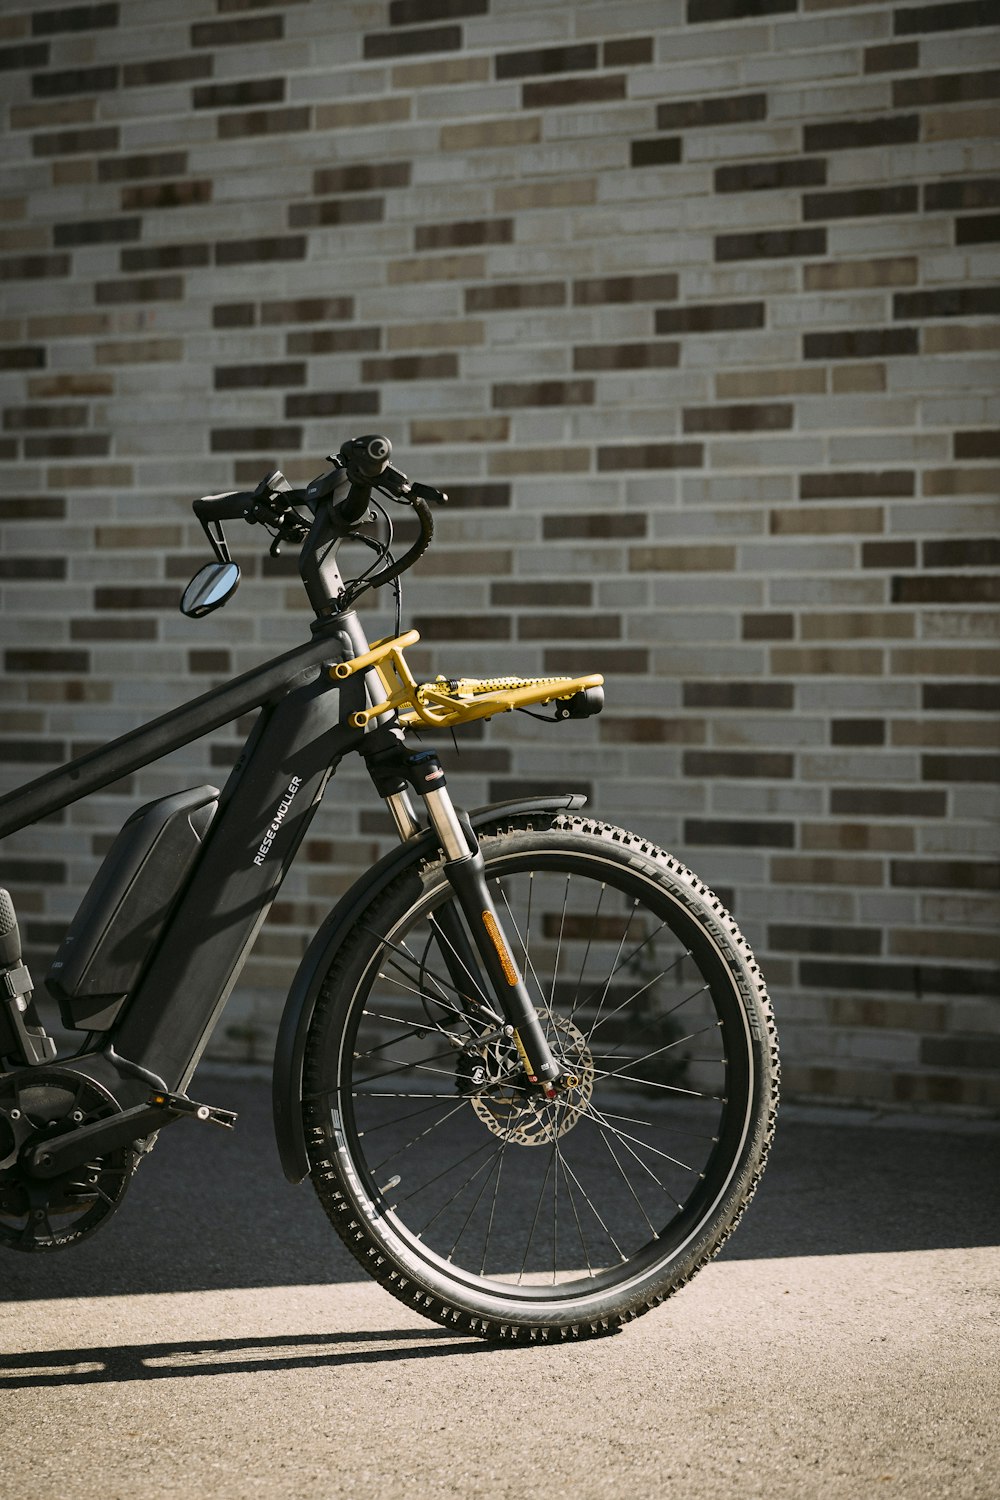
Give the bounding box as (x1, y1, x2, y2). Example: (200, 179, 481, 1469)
(1, 1071, 998, 1500)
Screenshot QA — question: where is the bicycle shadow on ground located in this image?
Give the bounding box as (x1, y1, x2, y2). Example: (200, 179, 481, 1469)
(2, 1078, 997, 1301)
(0, 1327, 492, 1389)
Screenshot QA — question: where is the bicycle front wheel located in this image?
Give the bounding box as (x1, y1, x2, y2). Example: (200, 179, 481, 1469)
(302, 815, 778, 1340)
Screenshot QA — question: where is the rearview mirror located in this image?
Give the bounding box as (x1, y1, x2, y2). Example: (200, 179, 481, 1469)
(180, 561, 241, 619)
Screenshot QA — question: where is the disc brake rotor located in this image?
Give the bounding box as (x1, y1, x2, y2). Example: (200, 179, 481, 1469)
(467, 1015, 595, 1146)
(0, 1067, 136, 1252)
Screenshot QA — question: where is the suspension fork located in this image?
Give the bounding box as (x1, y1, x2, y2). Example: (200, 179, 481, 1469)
(372, 747, 563, 1088)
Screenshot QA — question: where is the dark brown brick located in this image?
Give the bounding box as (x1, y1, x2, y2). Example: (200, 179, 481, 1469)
(832, 719, 886, 747)
(926, 176, 1000, 211)
(287, 327, 381, 354)
(894, 286, 1000, 319)
(448, 484, 511, 509)
(71, 618, 156, 641)
(94, 586, 176, 610)
(0, 737, 66, 762)
(543, 647, 649, 675)
(210, 426, 302, 452)
(743, 613, 794, 640)
(284, 392, 380, 419)
(492, 581, 592, 607)
(573, 342, 680, 370)
(53, 216, 139, 247)
(688, 0, 795, 17)
(574, 274, 678, 305)
(218, 107, 311, 139)
(523, 75, 626, 109)
(364, 25, 462, 58)
(657, 93, 766, 131)
(924, 535, 1000, 564)
(214, 362, 306, 390)
(770, 924, 882, 956)
(656, 302, 765, 334)
(391, 0, 488, 20)
(716, 228, 826, 261)
(599, 443, 704, 470)
(121, 243, 211, 271)
(188, 649, 231, 675)
(895, 1, 997, 35)
(0, 255, 72, 280)
(953, 429, 1000, 456)
(263, 296, 354, 323)
(416, 218, 513, 250)
(361, 354, 458, 381)
(97, 150, 187, 181)
(466, 282, 566, 311)
(414, 614, 510, 641)
(801, 471, 914, 499)
(832, 787, 947, 817)
(121, 180, 212, 211)
(922, 1034, 1000, 1069)
(494, 380, 594, 408)
(1, 44, 50, 70)
(863, 540, 917, 568)
(490, 778, 595, 803)
(956, 214, 1000, 244)
(542, 513, 645, 540)
(924, 682, 997, 712)
(803, 185, 919, 220)
(194, 77, 285, 109)
(32, 3, 119, 34)
(865, 42, 919, 73)
(893, 574, 1000, 604)
(604, 37, 654, 67)
(0, 347, 46, 370)
(4, 406, 87, 431)
(32, 64, 119, 96)
(33, 125, 119, 156)
(803, 117, 918, 153)
(924, 753, 1000, 782)
(215, 236, 306, 265)
(803, 327, 919, 360)
(684, 750, 794, 778)
(0, 497, 65, 519)
(716, 157, 827, 192)
(518, 613, 618, 640)
(289, 198, 384, 228)
(1, 858, 67, 883)
(191, 16, 283, 45)
(122, 55, 213, 87)
(685, 818, 795, 847)
(630, 137, 683, 167)
(95, 275, 184, 304)
(893, 67, 1000, 106)
(495, 44, 598, 79)
(683, 402, 793, 433)
(24, 434, 110, 458)
(6, 649, 88, 673)
(891, 858, 999, 890)
(803, 959, 994, 997)
(314, 162, 411, 194)
(0, 556, 66, 578)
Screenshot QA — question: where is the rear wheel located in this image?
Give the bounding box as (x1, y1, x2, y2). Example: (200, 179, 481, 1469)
(302, 815, 778, 1341)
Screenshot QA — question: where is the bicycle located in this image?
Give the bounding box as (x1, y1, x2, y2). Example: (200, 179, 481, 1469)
(0, 433, 778, 1342)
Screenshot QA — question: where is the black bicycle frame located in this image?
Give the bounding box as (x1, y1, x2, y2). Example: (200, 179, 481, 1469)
(0, 609, 378, 1100)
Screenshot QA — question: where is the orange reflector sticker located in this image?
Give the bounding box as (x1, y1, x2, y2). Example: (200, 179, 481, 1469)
(481, 910, 519, 986)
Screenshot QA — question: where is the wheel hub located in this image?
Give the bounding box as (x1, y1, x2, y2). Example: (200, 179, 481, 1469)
(462, 1015, 594, 1146)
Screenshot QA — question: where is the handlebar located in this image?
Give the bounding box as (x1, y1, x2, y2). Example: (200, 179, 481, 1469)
(190, 434, 447, 615)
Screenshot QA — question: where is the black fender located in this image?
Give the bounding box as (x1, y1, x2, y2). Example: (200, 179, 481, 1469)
(272, 793, 587, 1183)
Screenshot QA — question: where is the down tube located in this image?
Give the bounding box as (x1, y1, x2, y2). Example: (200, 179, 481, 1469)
(110, 667, 365, 1091)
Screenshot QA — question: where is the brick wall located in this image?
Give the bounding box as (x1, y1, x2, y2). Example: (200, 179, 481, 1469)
(1, 0, 997, 1110)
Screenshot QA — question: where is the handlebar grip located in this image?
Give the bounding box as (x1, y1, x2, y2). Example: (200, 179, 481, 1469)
(193, 491, 254, 523)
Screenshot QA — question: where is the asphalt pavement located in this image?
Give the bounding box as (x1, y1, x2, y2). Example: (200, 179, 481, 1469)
(2, 1070, 998, 1500)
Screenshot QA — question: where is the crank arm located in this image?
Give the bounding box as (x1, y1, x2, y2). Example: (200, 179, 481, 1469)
(23, 1091, 237, 1180)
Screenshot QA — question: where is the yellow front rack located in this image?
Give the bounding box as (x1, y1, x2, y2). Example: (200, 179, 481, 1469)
(331, 630, 604, 731)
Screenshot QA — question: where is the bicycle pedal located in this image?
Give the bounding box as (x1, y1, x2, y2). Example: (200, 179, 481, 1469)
(148, 1090, 238, 1129)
